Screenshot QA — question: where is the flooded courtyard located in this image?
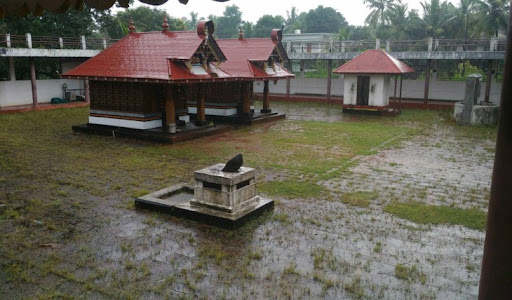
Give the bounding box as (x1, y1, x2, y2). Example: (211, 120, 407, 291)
(0, 102, 495, 299)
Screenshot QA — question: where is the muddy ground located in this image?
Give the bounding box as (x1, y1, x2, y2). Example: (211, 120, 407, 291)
(0, 102, 495, 299)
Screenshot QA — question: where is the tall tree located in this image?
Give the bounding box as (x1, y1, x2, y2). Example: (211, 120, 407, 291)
(252, 15, 285, 38)
(302, 5, 348, 33)
(477, 0, 509, 37)
(364, 0, 396, 34)
(285, 6, 298, 32)
(241, 21, 254, 38)
(215, 5, 242, 38)
(346, 25, 375, 40)
(452, 0, 477, 40)
(386, 1, 411, 40)
(0, 6, 99, 36)
(421, 0, 456, 38)
(188, 12, 199, 30)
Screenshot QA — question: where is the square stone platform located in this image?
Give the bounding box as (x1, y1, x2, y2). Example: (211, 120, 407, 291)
(135, 163, 274, 229)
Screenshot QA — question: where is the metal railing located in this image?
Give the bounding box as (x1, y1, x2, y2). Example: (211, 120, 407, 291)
(0, 33, 119, 50)
(283, 37, 504, 54)
(1, 33, 504, 54)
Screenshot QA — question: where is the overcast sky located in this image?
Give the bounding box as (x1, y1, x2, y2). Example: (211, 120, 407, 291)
(130, 0, 459, 26)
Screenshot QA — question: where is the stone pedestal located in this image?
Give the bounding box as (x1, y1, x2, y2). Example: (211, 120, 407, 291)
(136, 162, 274, 228)
(455, 102, 500, 126)
(455, 74, 499, 126)
(191, 163, 259, 213)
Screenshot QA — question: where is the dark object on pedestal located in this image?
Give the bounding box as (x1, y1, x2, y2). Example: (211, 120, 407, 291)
(222, 154, 243, 172)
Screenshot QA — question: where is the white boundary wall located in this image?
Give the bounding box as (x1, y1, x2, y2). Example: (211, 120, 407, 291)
(0, 79, 83, 107)
(254, 77, 502, 105)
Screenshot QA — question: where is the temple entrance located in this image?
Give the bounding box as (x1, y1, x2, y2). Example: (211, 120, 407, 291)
(357, 76, 370, 105)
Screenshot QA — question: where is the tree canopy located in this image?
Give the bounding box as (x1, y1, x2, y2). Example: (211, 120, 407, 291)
(302, 6, 348, 33)
(0, 2, 508, 42)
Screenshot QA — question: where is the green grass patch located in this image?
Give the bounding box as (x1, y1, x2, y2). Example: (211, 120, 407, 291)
(384, 201, 487, 230)
(258, 180, 325, 199)
(394, 264, 427, 284)
(338, 191, 379, 208)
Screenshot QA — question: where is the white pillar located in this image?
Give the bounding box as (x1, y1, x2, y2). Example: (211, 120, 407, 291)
(102, 39, 107, 49)
(386, 40, 390, 52)
(490, 37, 497, 52)
(59, 37, 63, 49)
(428, 37, 433, 52)
(6, 33, 11, 48)
(81, 35, 86, 50)
(26, 33, 32, 48)
(375, 39, 380, 49)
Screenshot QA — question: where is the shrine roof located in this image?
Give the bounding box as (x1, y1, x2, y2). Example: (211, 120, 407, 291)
(62, 29, 227, 82)
(217, 38, 294, 80)
(333, 49, 414, 74)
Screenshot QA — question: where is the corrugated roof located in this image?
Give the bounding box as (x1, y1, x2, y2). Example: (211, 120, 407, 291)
(217, 38, 294, 79)
(333, 49, 414, 74)
(63, 31, 221, 81)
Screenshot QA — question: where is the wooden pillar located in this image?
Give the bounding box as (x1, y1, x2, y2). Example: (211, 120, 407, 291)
(84, 79, 90, 103)
(8, 57, 15, 81)
(261, 80, 271, 113)
(299, 60, 305, 78)
(399, 75, 403, 111)
(165, 85, 176, 133)
(30, 58, 38, 108)
(479, 5, 512, 297)
(423, 59, 431, 109)
(393, 75, 398, 109)
(485, 60, 495, 103)
(286, 77, 291, 100)
(326, 59, 332, 101)
(195, 84, 206, 126)
(242, 81, 251, 116)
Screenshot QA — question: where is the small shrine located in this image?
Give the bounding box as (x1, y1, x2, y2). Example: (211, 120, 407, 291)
(333, 49, 414, 113)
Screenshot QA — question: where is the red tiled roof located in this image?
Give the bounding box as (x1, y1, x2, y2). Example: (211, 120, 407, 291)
(217, 38, 294, 79)
(63, 31, 223, 81)
(333, 49, 414, 74)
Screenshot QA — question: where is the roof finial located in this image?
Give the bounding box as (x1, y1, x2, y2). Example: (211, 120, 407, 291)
(162, 15, 169, 32)
(238, 26, 244, 40)
(128, 17, 135, 34)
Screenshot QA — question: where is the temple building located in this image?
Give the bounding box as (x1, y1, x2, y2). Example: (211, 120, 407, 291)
(334, 49, 414, 112)
(62, 19, 293, 140)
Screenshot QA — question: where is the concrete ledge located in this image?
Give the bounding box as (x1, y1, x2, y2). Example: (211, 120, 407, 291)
(190, 112, 286, 125)
(72, 122, 233, 144)
(135, 183, 274, 229)
(254, 93, 456, 110)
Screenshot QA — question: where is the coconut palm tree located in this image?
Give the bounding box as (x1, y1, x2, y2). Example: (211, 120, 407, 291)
(421, 0, 456, 38)
(455, 0, 477, 40)
(477, 0, 509, 37)
(364, 0, 396, 31)
(387, 0, 410, 40)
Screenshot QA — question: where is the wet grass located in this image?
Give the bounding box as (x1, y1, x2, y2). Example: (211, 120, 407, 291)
(394, 264, 427, 284)
(384, 201, 487, 230)
(338, 191, 379, 208)
(0, 105, 495, 298)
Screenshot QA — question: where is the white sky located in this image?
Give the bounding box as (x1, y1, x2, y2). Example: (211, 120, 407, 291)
(129, 0, 459, 26)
